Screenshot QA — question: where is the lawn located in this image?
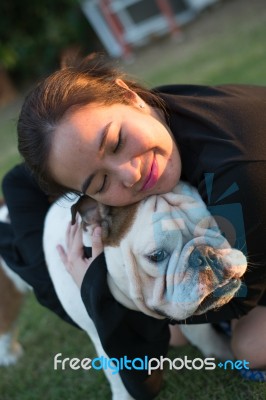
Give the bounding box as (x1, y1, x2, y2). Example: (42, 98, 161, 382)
(1, 0, 266, 398)
(0, 100, 22, 192)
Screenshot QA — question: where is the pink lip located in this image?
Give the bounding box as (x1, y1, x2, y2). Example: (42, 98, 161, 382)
(141, 156, 159, 191)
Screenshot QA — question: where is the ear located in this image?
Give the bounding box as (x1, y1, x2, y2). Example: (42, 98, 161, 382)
(115, 78, 130, 91)
(71, 195, 101, 225)
(71, 195, 112, 238)
(115, 78, 144, 108)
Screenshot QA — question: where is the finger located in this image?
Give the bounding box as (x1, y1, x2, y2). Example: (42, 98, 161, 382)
(70, 220, 79, 240)
(91, 226, 104, 259)
(56, 244, 68, 265)
(66, 220, 79, 249)
(66, 221, 71, 248)
(71, 224, 85, 258)
(66, 220, 77, 248)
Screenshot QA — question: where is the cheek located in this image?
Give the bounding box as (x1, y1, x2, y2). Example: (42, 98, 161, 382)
(103, 188, 143, 206)
(158, 160, 181, 192)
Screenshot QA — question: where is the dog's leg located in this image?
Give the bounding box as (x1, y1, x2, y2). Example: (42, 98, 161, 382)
(0, 261, 24, 366)
(52, 283, 134, 400)
(48, 281, 134, 400)
(85, 324, 135, 400)
(180, 323, 233, 360)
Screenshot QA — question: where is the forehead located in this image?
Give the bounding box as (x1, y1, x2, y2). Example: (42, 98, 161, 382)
(59, 103, 105, 136)
(48, 104, 102, 188)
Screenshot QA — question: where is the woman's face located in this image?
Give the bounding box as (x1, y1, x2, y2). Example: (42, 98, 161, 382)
(49, 91, 182, 206)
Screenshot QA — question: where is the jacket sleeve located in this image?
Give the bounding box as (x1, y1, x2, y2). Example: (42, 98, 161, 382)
(81, 253, 170, 400)
(1, 164, 79, 328)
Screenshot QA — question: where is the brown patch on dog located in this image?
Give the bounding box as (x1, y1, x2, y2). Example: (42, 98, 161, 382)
(102, 203, 139, 247)
(0, 198, 5, 207)
(71, 195, 139, 247)
(0, 264, 24, 334)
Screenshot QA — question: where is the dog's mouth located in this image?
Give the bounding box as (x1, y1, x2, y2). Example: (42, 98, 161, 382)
(194, 278, 241, 315)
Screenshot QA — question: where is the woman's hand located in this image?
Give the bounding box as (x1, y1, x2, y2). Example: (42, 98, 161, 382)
(57, 221, 103, 288)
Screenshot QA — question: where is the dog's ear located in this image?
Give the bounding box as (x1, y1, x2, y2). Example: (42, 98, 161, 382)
(71, 195, 138, 243)
(71, 195, 100, 225)
(71, 195, 112, 239)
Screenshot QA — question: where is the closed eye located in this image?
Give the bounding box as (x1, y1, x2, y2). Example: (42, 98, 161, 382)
(97, 175, 107, 193)
(113, 130, 124, 153)
(146, 249, 169, 264)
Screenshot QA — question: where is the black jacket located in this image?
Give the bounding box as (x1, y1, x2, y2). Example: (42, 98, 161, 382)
(1, 84, 266, 399)
(80, 84, 266, 397)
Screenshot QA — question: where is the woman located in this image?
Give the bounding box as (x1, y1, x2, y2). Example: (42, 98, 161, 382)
(12, 54, 266, 397)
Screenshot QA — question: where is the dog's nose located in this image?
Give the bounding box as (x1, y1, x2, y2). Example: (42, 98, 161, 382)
(188, 246, 223, 279)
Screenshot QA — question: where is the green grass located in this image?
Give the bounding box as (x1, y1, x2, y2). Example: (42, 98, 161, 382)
(0, 294, 111, 400)
(1, 293, 266, 400)
(148, 19, 266, 86)
(126, 0, 266, 88)
(0, 101, 22, 194)
(1, 0, 266, 398)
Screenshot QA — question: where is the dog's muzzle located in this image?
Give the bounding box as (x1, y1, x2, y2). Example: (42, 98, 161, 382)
(188, 245, 246, 315)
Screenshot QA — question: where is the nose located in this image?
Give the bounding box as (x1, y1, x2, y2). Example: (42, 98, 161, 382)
(116, 158, 141, 188)
(188, 246, 223, 282)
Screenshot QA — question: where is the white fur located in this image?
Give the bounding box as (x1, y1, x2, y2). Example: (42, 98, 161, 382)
(0, 204, 9, 222)
(180, 324, 233, 359)
(0, 333, 23, 367)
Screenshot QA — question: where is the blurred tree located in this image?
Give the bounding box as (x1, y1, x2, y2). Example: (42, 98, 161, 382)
(0, 0, 101, 90)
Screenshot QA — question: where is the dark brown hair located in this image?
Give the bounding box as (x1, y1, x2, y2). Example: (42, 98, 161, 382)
(18, 53, 165, 196)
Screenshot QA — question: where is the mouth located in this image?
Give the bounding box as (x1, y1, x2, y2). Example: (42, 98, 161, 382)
(141, 155, 159, 191)
(194, 278, 241, 315)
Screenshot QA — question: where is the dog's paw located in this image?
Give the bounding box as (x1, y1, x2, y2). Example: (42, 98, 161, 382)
(0, 334, 23, 367)
(201, 334, 233, 360)
(180, 323, 234, 360)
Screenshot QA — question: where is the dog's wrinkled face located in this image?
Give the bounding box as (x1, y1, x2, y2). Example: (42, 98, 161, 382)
(76, 183, 247, 321)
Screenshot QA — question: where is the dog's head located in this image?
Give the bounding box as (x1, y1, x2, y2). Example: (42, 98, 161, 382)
(73, 182, 247, 321)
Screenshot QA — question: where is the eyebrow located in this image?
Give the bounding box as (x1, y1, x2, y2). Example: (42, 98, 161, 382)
(81, 122, 111, 194)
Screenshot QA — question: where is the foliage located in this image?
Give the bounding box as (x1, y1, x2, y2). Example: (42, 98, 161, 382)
(0, 0, 100, 85)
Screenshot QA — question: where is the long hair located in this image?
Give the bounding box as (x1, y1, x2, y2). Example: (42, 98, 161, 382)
(18, 53, 165, 196)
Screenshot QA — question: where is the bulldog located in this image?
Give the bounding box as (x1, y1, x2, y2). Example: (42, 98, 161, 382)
(0, 182, 247, 399)
(72, 182, 247, 321)
(43, 181, 246, 399)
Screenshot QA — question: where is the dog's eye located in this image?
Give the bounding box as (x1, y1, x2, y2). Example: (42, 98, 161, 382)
(147, 249, 169, 263)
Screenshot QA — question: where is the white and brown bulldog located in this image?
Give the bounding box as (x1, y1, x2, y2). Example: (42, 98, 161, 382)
(74, 182, 247, 322)
(0, 182, 247, 399)
(44, 182, 246, 399)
